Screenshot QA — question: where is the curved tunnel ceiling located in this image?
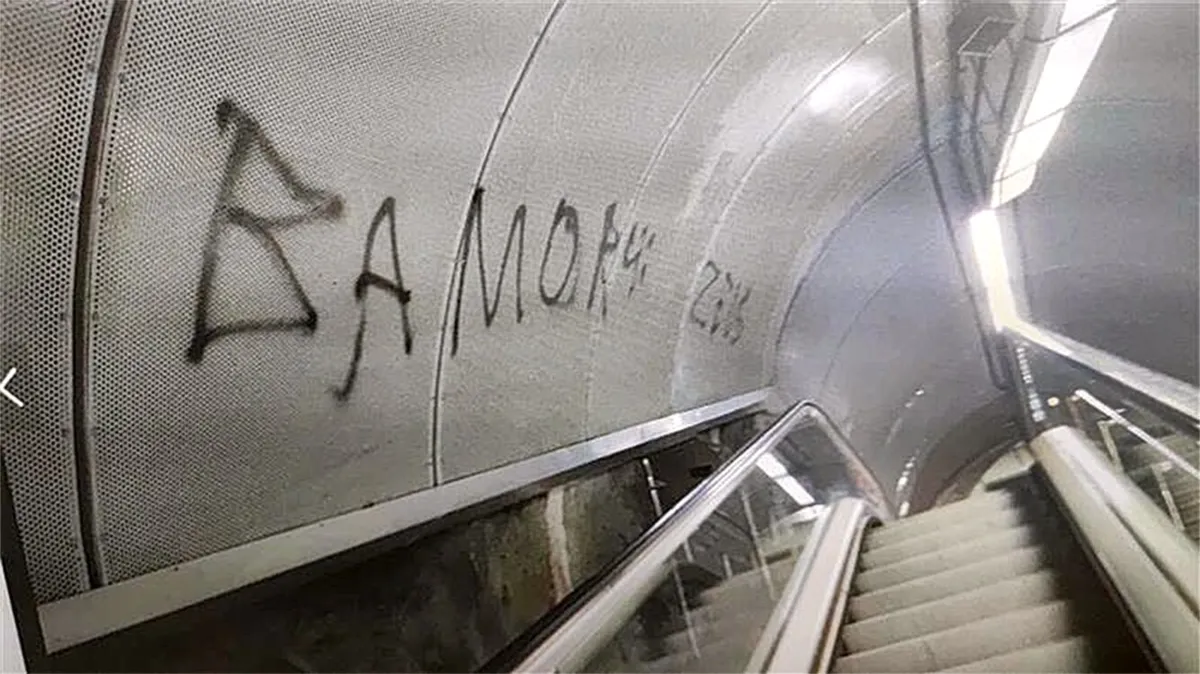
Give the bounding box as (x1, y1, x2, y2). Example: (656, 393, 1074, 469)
(2, 0, 1192, 608)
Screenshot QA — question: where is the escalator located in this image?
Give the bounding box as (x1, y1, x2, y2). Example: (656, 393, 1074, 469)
(832, 474, 1145, 672)
(608, 470, 1150, 673)
(497, 322, 1199, 674)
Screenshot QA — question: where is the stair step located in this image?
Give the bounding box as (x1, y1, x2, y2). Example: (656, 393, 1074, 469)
(833, 599, 1080, 672)
(848, 545, 1051, 622)
(942, 635, 1108, 672)
(644, 632, 756, 673)
(697, 558, 792, 605)
(665, 600, 776, 654)
(860, 506, 1027, 569)
(854, 525, 1040, 594)
(841, 569, 1062, 653)
(866, 491, 1014, 548)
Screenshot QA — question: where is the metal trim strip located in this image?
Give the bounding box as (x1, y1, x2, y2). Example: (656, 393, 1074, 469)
(1033, 426, 1199, 672)
(757, 498, 869, 674)
(37, 387, 767, 652)
(1010, 319, 1199, 424)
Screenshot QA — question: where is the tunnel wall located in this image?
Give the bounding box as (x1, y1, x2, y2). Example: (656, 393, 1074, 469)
(2, 0, 962, 604)
(1014, 2, 1199, 385)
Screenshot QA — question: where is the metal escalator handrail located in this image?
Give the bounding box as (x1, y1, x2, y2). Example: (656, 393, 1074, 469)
(512, 400, 842, 672)
(746, 498, 870, 674)
(1008, 319, 1199, 425)
(1032, 426, 1199, 672)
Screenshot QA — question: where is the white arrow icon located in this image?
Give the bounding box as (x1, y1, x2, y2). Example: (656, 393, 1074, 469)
(1, 368, 25, 408)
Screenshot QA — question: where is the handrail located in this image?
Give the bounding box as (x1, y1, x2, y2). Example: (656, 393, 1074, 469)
(1008, 319, 1199, 425)
(510, 400, 866, 673)
(1073, 389, 1200, 481)
(748, 498, 870, 673)
(1032, 426, 1199, 672)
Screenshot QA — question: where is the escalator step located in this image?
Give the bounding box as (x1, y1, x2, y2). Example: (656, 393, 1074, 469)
(854, 525, 1040, 594)
(848, 545, 1050, 622)
(664, 598, 775, 653)
(643, 632, 757, 674)
(859, 506, 1027, 569)
(841, 569, 1062, 654)
(865, 491, 1014, 548)
(833, 599, 1078, 673)
(943, 635, 1135, 673)
(695, 558, 792, 606)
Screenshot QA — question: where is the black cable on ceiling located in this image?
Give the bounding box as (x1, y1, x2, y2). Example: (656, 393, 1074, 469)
(905, 0, 1010, 391)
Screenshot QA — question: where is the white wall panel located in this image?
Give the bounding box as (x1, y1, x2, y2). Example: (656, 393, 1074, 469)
(1, 0, 1039, 598)
(86, 1, 551, 582)
(673, 3, 956, 408)
(437, 3, 760, 479)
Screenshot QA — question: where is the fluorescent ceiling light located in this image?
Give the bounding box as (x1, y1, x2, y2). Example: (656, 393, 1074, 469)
(969, 209, 1018, 329)
(991, 164, 1038, 208)
(756, 452, 789, 479)
(756, 453, 815, 506)
(775, 476, 816, 507)
(1000, 110, 1065, 179)
(1059, 0, 1116, 31)
(989, 3, 1116, 206)
(1025, 7, 1116, 123)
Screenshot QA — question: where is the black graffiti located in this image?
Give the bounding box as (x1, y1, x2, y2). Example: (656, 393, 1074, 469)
(689, 260, 751, 345)
(450, 187, 526, 356)
(187, 99, 343, 363)
(332, 197, 414, 401)
(620, 222, 655, 298)
(587, 203, 621, 317)
(449, 195, 660, 354)
(538, 199, 580, 306)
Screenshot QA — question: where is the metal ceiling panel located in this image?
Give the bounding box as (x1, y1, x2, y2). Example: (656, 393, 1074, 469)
(818, 251, 988, 494)
(778, 156, 943, 403)
(85, 1, 550, 582)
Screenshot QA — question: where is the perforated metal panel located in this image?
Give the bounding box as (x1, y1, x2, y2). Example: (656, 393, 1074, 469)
(436, 2, 761, 480)
(0, 0, 112, 601)
(87, 1, 548, 582)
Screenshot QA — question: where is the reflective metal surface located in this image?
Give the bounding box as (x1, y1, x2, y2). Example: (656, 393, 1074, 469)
(1031, 426, 1199, 672)
(1010, 319, 1198, 425)
(755, 498, 868, 674)
(513, 400, 880, 673)
(36, 388, 766, 653)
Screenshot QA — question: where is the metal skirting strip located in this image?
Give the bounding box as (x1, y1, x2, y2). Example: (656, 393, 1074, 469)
(36, 388, 768, 653)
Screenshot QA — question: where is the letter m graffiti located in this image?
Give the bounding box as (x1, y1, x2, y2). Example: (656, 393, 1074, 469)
(449, 187, 526, 356)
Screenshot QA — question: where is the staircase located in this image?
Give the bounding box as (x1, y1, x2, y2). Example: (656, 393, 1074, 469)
(636, 526, 812, 673)
(1121, 434, 1200, 541)
(832, 475, 1148, 672)
(619, 473, 1152, 673)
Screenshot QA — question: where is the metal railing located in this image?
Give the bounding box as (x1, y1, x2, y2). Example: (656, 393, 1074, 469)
(1009, 319, 1198, 426)
(747, 498, 870, 673)
(1031, 426, 1199, 672)
(1006, 319, 1200, 540)
(506, 401, 886, 673)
